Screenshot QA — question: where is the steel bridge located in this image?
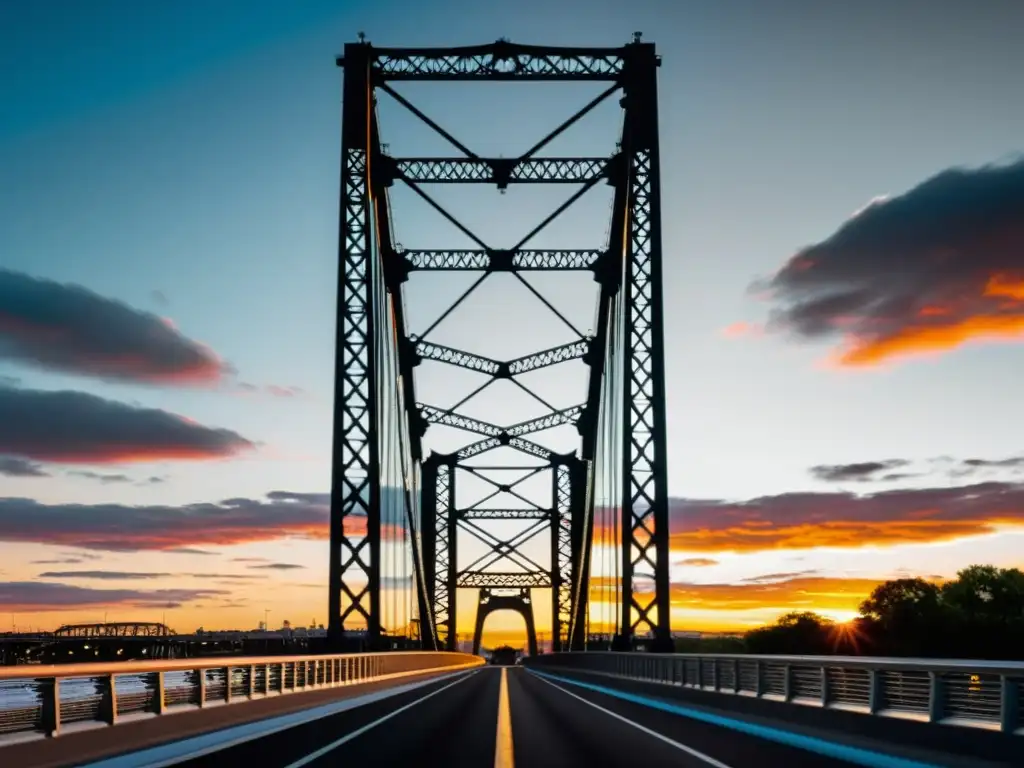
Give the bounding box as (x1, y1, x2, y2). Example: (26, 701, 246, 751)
(327, 36, 672, 655)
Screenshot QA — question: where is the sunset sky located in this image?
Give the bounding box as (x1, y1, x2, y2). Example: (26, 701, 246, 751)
(2, 0, 1024, 647)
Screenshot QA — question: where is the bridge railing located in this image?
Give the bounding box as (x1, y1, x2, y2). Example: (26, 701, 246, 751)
(525, 652, 1024, 735)
(0, 651, 482, 744)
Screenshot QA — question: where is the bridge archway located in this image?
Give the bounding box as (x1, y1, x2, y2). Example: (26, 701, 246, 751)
(472, 588, 537, 656)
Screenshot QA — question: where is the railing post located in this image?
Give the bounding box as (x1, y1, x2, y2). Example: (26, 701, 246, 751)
(783, 665, 792, 702)
(712, 659, 720, 691)
(198, 667, 207, 708)
(1000, 675, 1019, 734)
(155, 671, 166, 715)
(266, 663, 272, 694)
(927, 672, 943, 723)
(696, 657, 703, 689)
(733, 659, 740, 693)
(819, 666, 829, 707)
(249, 665, 256, 698)
(754, 661, 763, 697)
(43, 678, 61, 737)
(102, 674, 118, 725)
(225, 667, 233, 703)
(868, 669, 883, 714)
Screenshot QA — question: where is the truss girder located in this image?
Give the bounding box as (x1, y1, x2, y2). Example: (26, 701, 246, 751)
(553, 462, 574, 649)
(457, 436, 552, 461)
(404, 249, 602, 271)
(418, 403, 583, 439)
(427, 459, 456, 650)
(459, 508, 550, 520)
(458, 571, 552, 588)
(414, 339, 589, 377)
(329, 47, 380, 643)
(414, 341, 501, 375)
(393, 157, 608, 184)
(365, 42, 627, 81)
(334, 37, 671, 654)
(617, 44, 671, 650)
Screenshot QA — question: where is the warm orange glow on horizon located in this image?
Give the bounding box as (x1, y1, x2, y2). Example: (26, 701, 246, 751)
(667, 518, 1024, 553)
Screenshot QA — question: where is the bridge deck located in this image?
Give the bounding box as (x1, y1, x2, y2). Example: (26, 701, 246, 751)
(6, 667, 1014, 768)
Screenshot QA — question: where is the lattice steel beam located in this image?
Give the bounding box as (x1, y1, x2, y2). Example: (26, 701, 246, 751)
(329, 45, 380, 645)
(414, 342, 501, 375)
(618, 42, 671, 651)
(506, 404, 584, 437)
(404, 249, 602, 271)
(552, 460, 575, 650)
(419, 403, 582, 440)
(361, 41, 628, 81)
(413, 339, 590, 379)
(390, 157, 608, 184)
(458, 571, 552, 588)
(419, 405, 502, 437)
(458, 508, 551, 520)
(509, 340, 590, 375)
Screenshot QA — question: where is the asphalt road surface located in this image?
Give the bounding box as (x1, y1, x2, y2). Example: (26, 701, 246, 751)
(101, 666, 1000, 768)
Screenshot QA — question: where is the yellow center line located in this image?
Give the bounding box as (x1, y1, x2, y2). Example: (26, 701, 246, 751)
(494, 668, 515, 768)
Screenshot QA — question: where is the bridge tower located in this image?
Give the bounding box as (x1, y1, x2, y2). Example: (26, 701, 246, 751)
(328, 37, 673, 653)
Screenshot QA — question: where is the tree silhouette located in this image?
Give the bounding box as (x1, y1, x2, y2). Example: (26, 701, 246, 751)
(733, 565, 1024, 659)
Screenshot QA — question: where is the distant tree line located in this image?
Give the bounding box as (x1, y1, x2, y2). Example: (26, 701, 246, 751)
(674, 565, 1024, 659)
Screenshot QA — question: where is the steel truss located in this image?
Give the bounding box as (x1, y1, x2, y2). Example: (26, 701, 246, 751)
(330, 37, 672, 653)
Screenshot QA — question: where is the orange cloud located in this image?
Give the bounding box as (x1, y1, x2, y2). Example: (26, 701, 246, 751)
(677, 557, 720, 567)
(754, 159, 1024, 367)
(595, 481, 1024, 555)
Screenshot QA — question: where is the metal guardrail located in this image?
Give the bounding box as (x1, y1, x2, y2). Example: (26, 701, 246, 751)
(525, 652, 1024, 735)
(0, 651, 482, 744)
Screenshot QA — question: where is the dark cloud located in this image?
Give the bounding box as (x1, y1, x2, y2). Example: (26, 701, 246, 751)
(165, 547, 217, 555)
(231, 557, 269, 563)
(0, 492, 331, 552)
(187, 573, 265, 580)
(665, 481, 1024, 553)
(0, 581, 225, 612)
(38, 570, 265, 582)
(0, 375, 21, 386)
(755, 158, 1024, 367)
(67, 470, 132, 484)
(963, 456, 1024, 470)
(30, 558, 85, 565)
(810, 460, 910, 483)
(677, 558, 719, 567)
(740, 570, 820, 583)
(0, 456, 49, 477)
(237, 383, 306, 398)
(38, 571, 171, 580)
(247, 563, 305, 571)
(0, 386, 253, 463)
(0, 269, 225, 384)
